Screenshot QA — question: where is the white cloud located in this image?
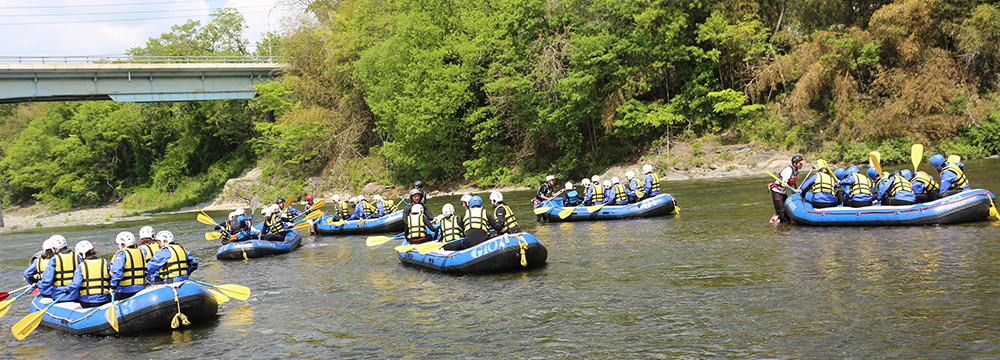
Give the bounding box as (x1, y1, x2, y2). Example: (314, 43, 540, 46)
(0, 0, 299, 56)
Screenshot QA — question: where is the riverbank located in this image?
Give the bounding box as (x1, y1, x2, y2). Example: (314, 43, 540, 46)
(0, 141, 803, 232)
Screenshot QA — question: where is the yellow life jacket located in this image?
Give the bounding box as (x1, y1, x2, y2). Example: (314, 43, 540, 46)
(405, 213, 428, 240)
(812, 172, 836, 194)
(645, 173, 660, 194)
(913, 171, 939, 194)
(31, 257, 48, 283)
(463, 207, 490, 233)
(114, 248, 146, 287)
(943, 163, 969, 190)
(494, 204, 519, 233)
(161, 245, 190, 279)
(630, 179, 644, 198)
(385, 200, 397, 213)
(613, 183, 628, 203)
(440, 216, 463, 242)
(886, 174, 913, 197)
(592, 184, 605, 203)
(79, 258, 110, 296)
(362, 200, 375, 217)
(338, 201, 351, 217)
(52, 252, 78, 288)
(848, 173, 873, 197)
(139, 242, 161, 263)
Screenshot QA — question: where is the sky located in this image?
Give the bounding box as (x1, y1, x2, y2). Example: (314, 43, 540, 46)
(0, 0, 300, 57)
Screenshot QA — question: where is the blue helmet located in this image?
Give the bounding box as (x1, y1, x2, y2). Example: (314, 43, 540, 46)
(867, 167, 880, 180)
(469, 195, 483, 207)
(847, 166, 859, 175)
(900, 169, 912, 180)
(929, 154, 945, 169)
(834, 167, 846, 180)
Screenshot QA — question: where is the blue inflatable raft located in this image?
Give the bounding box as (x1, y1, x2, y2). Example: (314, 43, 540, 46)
(784, 189, 997, 226)
(397, 233, 547, 274)
(216, 224, 302, 260)
(536, 193, 677, 222)
(28, 281, 218, 336)
(314, 209, 405, 235)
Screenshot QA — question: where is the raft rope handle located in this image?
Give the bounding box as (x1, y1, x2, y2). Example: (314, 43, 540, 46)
(988, 191, 999, 218)
(170, 286, 191, 329)
(45, 305, 104, 324)
(517, 235, 528, 267)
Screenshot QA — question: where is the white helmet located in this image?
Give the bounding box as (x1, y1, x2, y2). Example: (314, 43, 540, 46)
(442, 203, 455, 216)
(490, 191, 503, 204)
(75, 241, 94, 256)
(565, 182, 573, 190)
(349, 197, 358, 203)
(332, 194, 341, 202)
(611, 176, 620, 184)
(603, 180, 612, 188)
(625, 171, 635, 180)
(461, 194, 471, 203)
(116, 231, 136, 247)
(234, 208, 246, 217)
(228, 211, 238, 220)
(411, 204, 424, 214)
(42, 238, 56, 251)
(139, 226, 154, 239)
(643, 164, 653, 173)
(373, 195, 383, 202)
(50, 235, 67, 250)
(591, 175, 601, 183)
(155, 230, 174, 244)
(270, 204, 282, 214)
(582, 178, 591, 186)
(358, 194, 366, 201)
(546, 175, 555, 181)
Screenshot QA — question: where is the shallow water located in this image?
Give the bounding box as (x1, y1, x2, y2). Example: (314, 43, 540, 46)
(1, 160, 999, 358)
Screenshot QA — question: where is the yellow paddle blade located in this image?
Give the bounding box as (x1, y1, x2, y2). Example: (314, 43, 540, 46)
(417, 242, 447, 255)
(196, 213, 217, 226)
(366, 236, 396, 246)
(107, 306, 119, 333)
(0, 298, 15, 319)
(586, 204, 605, 213)
(304, 210, 323, 221)
(290, 222, 312, 231)
(948, 155, 961, 164)
(205, 232, 223, 240)
(911, 144, 923, 172)
(533, 207, 552, 215)
(309, 199, 326, 210)
(675, 205, 681, 214)
(207, 288, 230, 303)
(869, 153, 882, 175)
(12, 309, 46, 340)
(213, 284, 250, 301)
(394, 244, 419, 252)
(359, 218, 367, 226)
(558, 206, 578, 219)
(817, 159, 834, 176)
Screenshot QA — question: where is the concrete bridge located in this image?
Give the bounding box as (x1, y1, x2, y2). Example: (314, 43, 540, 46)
(0, 55, 286, 104)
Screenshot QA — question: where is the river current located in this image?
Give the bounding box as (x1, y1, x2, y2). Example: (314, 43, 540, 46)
(1, 160, 999, 358)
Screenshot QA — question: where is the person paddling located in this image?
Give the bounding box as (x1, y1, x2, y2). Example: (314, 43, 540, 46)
(65, 241, 111, 308)
(533, 175, 565, 206)
(146, 231, 198, 284)
(930, 154, 971, 198)
(110, 232, 146, 300)
(490, 191, 521, 234)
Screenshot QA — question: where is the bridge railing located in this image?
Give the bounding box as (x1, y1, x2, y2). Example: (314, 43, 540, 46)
(0, 55, 282, 65)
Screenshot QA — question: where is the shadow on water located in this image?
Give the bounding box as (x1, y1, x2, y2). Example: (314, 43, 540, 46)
(1, 159, 999, 357)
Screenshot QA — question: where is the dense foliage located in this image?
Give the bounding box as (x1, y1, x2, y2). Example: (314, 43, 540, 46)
(278, 0, 1000, 186)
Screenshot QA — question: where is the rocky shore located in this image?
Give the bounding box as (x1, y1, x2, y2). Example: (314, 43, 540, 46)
(1, 142, 800, 232)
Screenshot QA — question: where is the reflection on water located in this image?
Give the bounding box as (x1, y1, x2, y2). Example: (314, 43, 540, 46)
(0, 159, 998, 357)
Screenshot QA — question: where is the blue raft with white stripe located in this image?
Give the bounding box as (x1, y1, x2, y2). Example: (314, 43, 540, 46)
(536, 193, 677, 222)
(314, 209, 405, 235)
(27, 281, 218, 336)
(397, 233, 547, 274)
(784, 189, 997, 226)
(216, 223, 302, 260)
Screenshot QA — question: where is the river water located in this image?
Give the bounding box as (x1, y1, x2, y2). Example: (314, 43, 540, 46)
(1, 160, 999, 358)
